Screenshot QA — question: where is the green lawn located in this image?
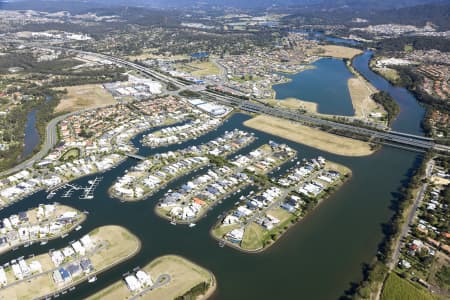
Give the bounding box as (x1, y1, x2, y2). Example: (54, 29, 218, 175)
(211, 224, 240, 239)
(60, 148, 80, 161)
(381, 273, 435, 300)
(241, 222, 264, 251)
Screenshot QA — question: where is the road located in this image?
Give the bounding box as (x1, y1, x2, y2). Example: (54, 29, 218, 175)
(0, 109, 93, 178)
(129, 274, 171, 300)
(388, 159, 434, 271)
(1, 45, 448, 179)
(58, 47, 450, 153)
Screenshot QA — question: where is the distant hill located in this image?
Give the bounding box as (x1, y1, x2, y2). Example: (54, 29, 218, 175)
(0, 0, 443, 11)
(283, 2, 450, 30)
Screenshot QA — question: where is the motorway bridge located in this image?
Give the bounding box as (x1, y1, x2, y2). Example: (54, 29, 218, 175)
(60, 47, 450, 154)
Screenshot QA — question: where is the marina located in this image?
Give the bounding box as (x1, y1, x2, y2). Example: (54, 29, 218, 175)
(0, 51, 428, 300)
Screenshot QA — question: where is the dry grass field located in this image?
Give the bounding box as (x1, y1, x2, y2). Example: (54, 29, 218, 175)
(348, 77, 383, 119)
(54, 84, 116, 113)
(319, 45, 363, 59)
(244, 115, 374, 157)
(88, 255, 215, 300)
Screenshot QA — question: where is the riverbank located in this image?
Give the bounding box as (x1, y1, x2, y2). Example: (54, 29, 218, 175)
(87, 255, 216, 300)
(211, 159, 352, 253)
(268, 57, 384, 124)
(244, 115, 375, 156)
(0, 225, 141, 300)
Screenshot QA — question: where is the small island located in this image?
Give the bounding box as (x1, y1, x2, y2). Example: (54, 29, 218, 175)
(87, 255, 216, 300)
(0, 225, 140, 299)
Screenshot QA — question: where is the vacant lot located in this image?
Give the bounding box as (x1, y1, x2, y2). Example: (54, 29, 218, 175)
(244, 115, 374, 157)
(54, 84, 116, 113)
(381, 273, 436, 300)
(348, 77, 383, 119)
(88, 255, 215, 300)
(176, 60, 220, 77)
(319, 45, 362, 59)
(241, 223, 265, 251)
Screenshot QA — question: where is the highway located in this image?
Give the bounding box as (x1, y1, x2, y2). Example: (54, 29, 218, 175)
(63, 47, 450, 153)
(1, 45, 447, 178)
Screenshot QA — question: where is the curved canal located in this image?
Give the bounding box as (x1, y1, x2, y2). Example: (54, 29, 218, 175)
(0, 52, 425, 300)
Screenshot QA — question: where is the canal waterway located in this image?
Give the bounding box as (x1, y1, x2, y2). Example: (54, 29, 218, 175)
(22, 96, 53, 159)
(21, 109, 40, 159)
(353, 51, 426, 135)
(0, 51, 427, 299)
(273, 58, 355, 116)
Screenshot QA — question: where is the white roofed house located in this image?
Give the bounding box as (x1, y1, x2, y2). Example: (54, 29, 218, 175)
(136, 270, 153, 286)
(72, 241, 86, 256)
(125, 275, 141, 292)
(80, 234, 93, 249)
(0, 267, 7, 286)
(62, 246, 75, 258)
(51, 250, 65, 266)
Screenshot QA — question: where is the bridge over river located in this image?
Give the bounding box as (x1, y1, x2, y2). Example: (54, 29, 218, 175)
(55, 47, 450, 154)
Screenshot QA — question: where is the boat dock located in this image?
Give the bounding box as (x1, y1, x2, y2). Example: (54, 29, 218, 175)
(79, 177, 102, 199)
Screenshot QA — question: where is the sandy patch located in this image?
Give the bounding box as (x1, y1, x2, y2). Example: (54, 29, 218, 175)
(319, 45, 363, 59)
(244, 115, 374, 157)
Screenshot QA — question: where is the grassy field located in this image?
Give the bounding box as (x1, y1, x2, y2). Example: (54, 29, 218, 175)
(319, 45, 362, 59)
(347, 77, 384, 119)
(265, 98, 318, 112)
(90, 226, 140, 269)
(60, 148, 80, 161)
(0, 225, 140, 300)
(376, 67, 400, 84)
(244, 115, 374, 157)
(88, 255, 215, 300)
(54, 84, 116, 113)
(241, 223, 265, 251)
(211, 223, 240, 240)
(176, 60, 220, 77)
(266, 207, 292, 224)
(381, 273, 435, 300)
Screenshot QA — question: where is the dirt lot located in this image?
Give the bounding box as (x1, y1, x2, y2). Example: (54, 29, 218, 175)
(54, 84, 116, 113)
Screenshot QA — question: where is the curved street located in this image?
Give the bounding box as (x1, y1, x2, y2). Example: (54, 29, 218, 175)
(0, 109, 89, 178)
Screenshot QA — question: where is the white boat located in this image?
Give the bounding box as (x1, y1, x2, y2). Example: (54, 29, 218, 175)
(61, 233, 68, 239)
(75, 226, 82, 231)
(188, 223, 196, 228)
(170, 220, 176, 226)
(88, 276, 97, 283)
